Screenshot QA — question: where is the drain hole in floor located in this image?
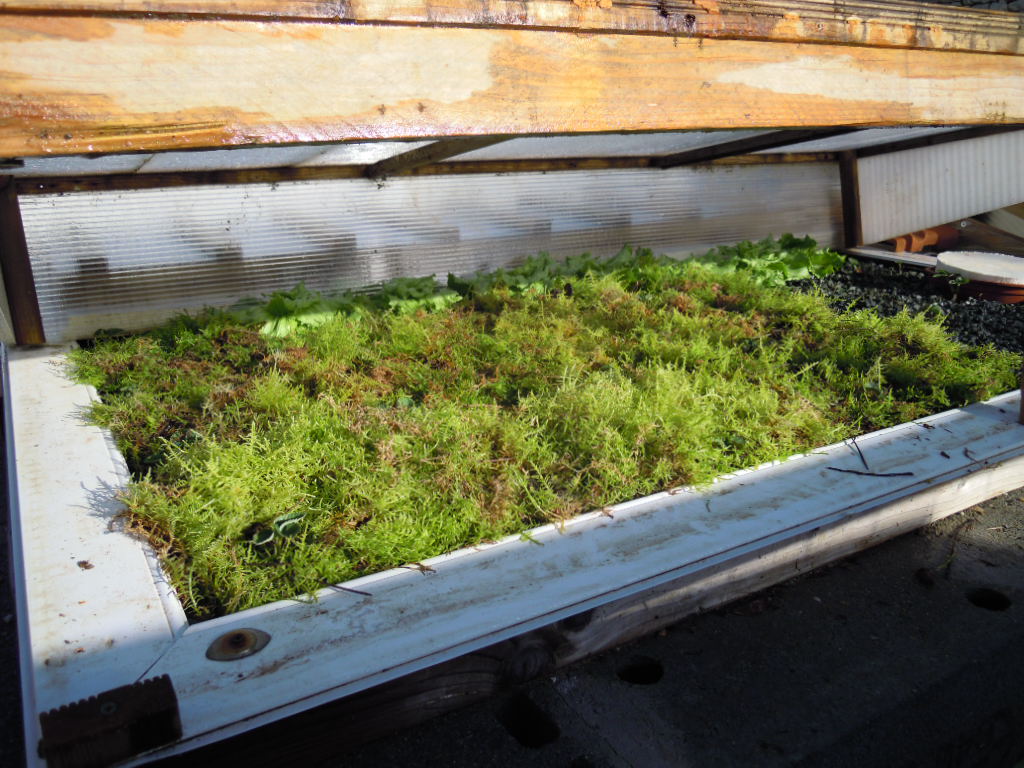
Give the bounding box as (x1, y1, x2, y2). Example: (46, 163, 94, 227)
(966, 587, 1012, 612)
(616, 655, 664, 685)
(496, 692, 560, 748)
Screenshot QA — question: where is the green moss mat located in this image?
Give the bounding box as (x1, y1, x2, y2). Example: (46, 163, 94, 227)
(70, 254, 1021, 620)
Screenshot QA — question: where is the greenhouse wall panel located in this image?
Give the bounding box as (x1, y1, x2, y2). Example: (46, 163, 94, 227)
(18, 163, 841, 342)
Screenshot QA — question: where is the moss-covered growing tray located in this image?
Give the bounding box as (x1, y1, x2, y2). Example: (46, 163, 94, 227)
(70, 239, 1022, 620)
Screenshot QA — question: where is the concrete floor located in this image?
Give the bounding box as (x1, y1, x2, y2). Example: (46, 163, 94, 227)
(4, 478, 1024, 767)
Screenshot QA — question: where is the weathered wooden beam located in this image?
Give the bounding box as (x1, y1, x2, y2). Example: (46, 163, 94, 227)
(838, 150, 863, 249)
(14, 152, 835, 195)
(2, 0, 1021, 56)
(653, 128, 857, 169)
(0, 177, 44, 344)
(1, 19, 1022, 158)
(363, 136, 510, 179)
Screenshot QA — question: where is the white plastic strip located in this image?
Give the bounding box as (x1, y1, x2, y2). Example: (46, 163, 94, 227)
(5, 345, 187, 764)
(7, 346, 1024, 764)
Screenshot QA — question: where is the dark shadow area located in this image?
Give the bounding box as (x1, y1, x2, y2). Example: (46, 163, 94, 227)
(496, 692, 561, 749)
(967, 586, 1013, 612)
(615, 656, 664, 685)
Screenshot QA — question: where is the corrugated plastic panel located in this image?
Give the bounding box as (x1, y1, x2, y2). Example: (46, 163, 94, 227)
(19, 164, 840, 342)
(760, 127, 967, 154)
(449, 132, 773, 161)
(858, 130, 1024, 245)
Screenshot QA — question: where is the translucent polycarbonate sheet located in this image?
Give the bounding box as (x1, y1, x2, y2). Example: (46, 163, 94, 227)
(299, 141, 435, 166)
(19, 163, 840, 342)
(136, 146, 326, 173)
(5, 141, 434, 177)
(449, 131, 774, 161)
(8, 154, 151, 177)
(858, 129, 1024, 244)
(760, 127, 967, 153)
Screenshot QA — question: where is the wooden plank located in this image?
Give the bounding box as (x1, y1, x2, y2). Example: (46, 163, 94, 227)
(363, 136, 510, 179)
(839, 150, 863, 248)
(0, 177, 44, 344)
(13, 152, 835, 195)
(1, 19, 1022, 158)
(654, 128, 856, 168)
(148, 448, 1024, 766)
(1, 0, 1021, 56)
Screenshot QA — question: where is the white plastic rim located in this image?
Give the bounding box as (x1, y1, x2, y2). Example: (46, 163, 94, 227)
(936, 250, 1024, 285)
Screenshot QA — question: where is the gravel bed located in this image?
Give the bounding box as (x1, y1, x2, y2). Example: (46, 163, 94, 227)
(794, 257, 1024, 354)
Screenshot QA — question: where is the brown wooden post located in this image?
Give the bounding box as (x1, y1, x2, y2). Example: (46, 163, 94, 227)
(0, 176, 45, 344)
(838, 150, 863, 249)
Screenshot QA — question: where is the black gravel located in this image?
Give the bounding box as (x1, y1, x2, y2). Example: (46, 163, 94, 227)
(794, 257, 1024, 355)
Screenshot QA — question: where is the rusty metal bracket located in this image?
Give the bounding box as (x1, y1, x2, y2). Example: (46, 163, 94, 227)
(38, 675, 181, 768)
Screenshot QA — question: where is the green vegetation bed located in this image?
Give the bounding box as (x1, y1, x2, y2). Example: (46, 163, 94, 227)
(70, 239, 1021, 620)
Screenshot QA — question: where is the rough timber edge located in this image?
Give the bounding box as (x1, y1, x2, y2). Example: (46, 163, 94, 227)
(0, 18, 1022, 158)
(6, 345, 1024, 765)
(1, 0, 1021, 56)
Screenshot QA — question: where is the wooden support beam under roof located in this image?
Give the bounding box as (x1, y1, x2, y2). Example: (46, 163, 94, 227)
(363, 136, 511, 179)
(0, 177, 44, 344)
(2, 0, 1022, 56)
(0, 17, 1022, 158)
(653, 128, 859, 169)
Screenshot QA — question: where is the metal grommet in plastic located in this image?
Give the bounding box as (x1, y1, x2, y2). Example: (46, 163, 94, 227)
(205, 628, 271, 661)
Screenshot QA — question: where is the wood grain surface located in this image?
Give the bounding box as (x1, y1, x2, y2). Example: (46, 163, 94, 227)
(1, 0, 1021, 55)
(1, 17, 1022, 157)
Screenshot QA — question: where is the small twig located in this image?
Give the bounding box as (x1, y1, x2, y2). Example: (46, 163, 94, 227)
(319, 580, 373, 597)
(849, 437, 870, 471)
(826, 467, 914, 478)
(401, 562, 436, 574)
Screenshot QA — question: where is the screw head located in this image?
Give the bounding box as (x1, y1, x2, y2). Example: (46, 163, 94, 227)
(99, 701, 118, 716)
(205, 628, 271, 661)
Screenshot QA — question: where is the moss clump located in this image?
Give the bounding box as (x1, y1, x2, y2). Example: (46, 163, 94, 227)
(70, 254, 1021, 620)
